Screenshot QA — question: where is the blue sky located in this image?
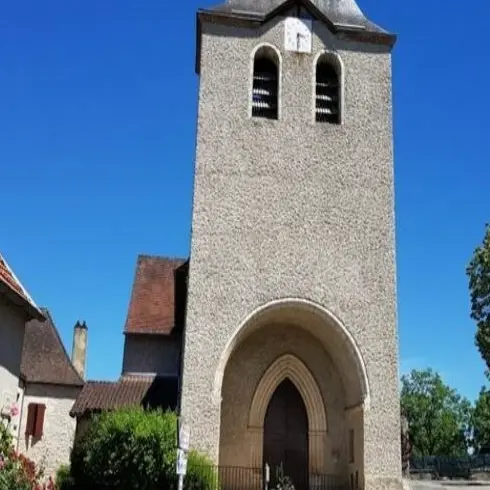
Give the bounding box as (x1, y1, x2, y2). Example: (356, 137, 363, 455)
(2, 0, 489, 402)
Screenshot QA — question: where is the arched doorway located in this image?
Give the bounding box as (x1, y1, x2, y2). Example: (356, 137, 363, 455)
(263, 379, 309, 490)
(216, 298, 370, 486)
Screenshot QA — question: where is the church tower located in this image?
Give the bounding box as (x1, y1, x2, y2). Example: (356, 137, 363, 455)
(181, 1, 401, 490)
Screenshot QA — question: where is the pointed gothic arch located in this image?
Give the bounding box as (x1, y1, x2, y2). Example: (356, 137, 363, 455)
(247, 353, 327, 472)
(248, 354, 327, 432)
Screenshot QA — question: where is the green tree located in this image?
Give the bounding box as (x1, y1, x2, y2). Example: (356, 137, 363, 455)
(473, 387, 490, 453)
(467, 223, 490, 374)
(400, 368, 472, 457)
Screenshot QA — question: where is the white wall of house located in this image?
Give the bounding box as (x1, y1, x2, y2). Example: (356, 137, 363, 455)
(0, 298, 25, 442)
(18, 383, 81, 476)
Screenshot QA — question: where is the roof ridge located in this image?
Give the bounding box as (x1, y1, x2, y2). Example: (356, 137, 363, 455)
(200, 0, 395, 46)
(85, 379, 117, 385)
(0, 253, 44, 319)
(137, 254, 187, 262)
(41, 308, 84, 386)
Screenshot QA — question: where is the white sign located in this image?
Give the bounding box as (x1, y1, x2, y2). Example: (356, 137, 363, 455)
(178, 418, 190, 450)
(284, 17, 312, 54)
(176, 449, 188, 476)
(179, 425, 190, 451)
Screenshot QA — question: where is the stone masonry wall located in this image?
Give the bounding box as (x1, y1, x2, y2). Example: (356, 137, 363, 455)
(18, 383, 80, 476)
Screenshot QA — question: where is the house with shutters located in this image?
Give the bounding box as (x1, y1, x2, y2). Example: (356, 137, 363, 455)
(0, 251, 87, 476)
(17, 310, 86, 475)
(0, 253, 44, 447)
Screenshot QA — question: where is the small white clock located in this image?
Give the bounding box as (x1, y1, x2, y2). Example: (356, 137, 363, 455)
(284, 17, 312, 54)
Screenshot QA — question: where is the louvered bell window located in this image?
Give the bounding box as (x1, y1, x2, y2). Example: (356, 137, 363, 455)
(252, 56, 278, 120)
(315, 61, 340, 124)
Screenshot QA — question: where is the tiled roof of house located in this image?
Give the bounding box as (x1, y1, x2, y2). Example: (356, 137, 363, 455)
(124, 255, 189, 335)
(0, 253, 44, 320)
(21, 308, 84, 387)
(70, 376, 179, 417)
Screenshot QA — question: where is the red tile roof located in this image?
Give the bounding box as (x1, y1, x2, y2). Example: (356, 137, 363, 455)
(124, 255, 188, 335)
(0, 253, 44, 320)
(21, 308, 84, 387)
(70, 376, 178, 417)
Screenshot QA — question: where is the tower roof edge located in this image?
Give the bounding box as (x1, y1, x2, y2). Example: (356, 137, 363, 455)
(201, 0, 395, 37)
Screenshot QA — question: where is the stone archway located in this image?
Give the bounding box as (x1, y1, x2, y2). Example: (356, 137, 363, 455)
(216, 298, 370, 487)
(248, 354, 327, 473)
(213, 298, 370, 410)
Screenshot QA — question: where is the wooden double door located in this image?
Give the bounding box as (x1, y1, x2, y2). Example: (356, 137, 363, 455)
(263, 379, 309, 490)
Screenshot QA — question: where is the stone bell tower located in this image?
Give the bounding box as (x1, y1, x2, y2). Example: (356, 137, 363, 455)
(180, 1, 401, 490)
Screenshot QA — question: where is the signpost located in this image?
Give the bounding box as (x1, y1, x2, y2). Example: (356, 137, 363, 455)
(177, 417, 190, 490)
(176, 449, 188, 476)
(179, 421, 190, 451)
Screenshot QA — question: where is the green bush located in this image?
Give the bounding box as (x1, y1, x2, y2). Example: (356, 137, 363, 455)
(55, 464, 74, 490)
(0, 420, 13, 455)
(0, 422, 44, 490)
(185, 452, 218, 490)
(70, 408, 216, 490)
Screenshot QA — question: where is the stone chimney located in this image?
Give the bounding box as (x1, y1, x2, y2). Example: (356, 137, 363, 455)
(72, 321, 88, 379)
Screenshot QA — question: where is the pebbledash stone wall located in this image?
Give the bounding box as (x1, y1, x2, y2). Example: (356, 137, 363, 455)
(180, 9, 401, 490)
(18, 383, 80, 476)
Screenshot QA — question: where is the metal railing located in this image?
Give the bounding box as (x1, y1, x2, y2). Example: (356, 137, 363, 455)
(68, 465, 349, 490)
(183, 466, 348, 490)
(410, 455, 490, 479)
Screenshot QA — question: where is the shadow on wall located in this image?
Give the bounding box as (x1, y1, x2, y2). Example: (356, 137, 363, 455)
(142, 376, 179, 411)
(0, 299, 25, 382)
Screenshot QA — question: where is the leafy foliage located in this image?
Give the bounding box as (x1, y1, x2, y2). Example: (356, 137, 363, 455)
(467, 224, 490, 374)
(0, 421, 13, 456)
(401, 368, 472, 457)
(70, 408, 216, 490)
(272, 463, 295, 490)
(54, 464, 73, 490)
(184, 452, 219, 490)
(0, 422, 53, 490)
(472, 387, 490, 453)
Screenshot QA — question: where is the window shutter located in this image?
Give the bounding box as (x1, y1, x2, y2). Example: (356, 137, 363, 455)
(33, 404, 46, 438)
(25, 404, 36, 436)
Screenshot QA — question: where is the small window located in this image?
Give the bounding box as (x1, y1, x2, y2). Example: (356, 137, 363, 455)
(348, 428, 355, 463)
(252, 47, 279, 120)
(25, 403, 45, 438)
(315, 57, 340, 124)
